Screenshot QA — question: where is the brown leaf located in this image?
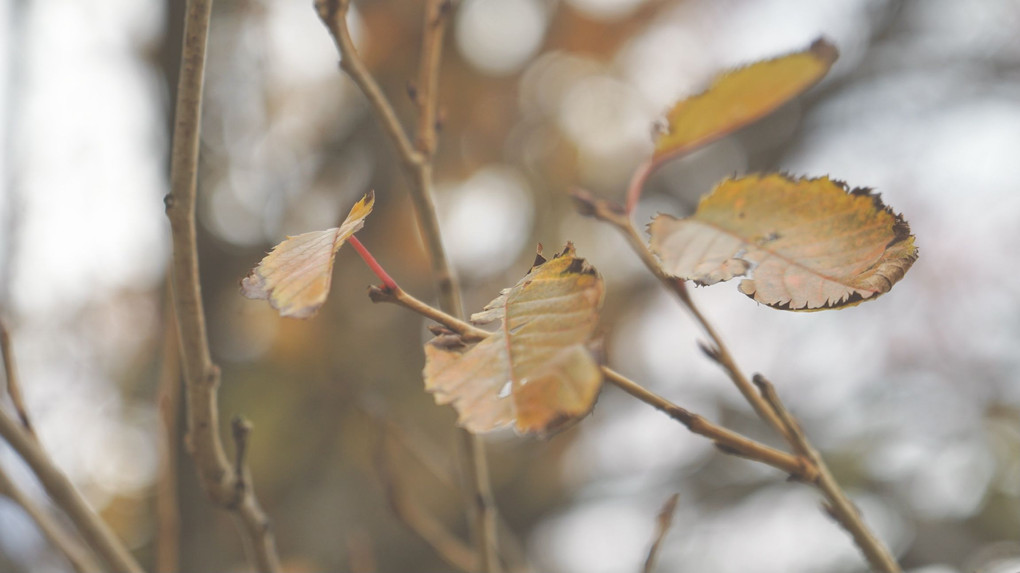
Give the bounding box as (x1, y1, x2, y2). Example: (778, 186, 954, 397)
(241, 191, 374, 318)
(648, 174, 917, 311)
(423, 245, 604, 437)
(653, 38, 837, 164)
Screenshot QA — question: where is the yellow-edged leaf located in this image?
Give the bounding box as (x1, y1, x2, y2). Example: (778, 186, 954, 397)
(648, 174, 917, 311)
(423, 245, 604, 437)
(654, 38, 838, 163)
(241, 191, 374, 318)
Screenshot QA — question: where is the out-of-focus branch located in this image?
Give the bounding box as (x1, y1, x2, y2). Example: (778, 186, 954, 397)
(0, 409, 142, 572)
(754, 375, 901, 572)
(316, 3, 501, 570)
(414, 0, 452, 158)
(0, 319, 34, 436)
(165, 1, 280, 571)
(375, 430, 478, 573)
(641, 493, 678, 573)
(0, 465, 102, 573)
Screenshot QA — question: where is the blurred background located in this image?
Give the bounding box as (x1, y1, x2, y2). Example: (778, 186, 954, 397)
(2, 0, 1020, 571)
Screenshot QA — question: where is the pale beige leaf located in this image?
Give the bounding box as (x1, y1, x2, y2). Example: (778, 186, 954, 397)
(648, 175, 917, 311)
(423, 245, 604, 437)
(241, 191, 374, 318)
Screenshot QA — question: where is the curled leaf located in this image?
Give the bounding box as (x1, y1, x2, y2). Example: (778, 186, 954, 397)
(241, 191, 374, 318)
(423, 245, 604, 437)
(654, 38, 838, 164)
(648, 174, 917, 311)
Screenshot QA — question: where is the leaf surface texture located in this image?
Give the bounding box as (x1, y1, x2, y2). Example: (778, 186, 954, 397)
(423, 245, 604, 436)
(241, 192, 374, 318)
(648, 174, 917, 310)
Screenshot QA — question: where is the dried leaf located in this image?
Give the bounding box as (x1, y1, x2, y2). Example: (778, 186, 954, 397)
(648, 174, 917, 311)
(241, 191, 374, 318)
(423, 245, 604, 437)
(654, 38, 837, 163)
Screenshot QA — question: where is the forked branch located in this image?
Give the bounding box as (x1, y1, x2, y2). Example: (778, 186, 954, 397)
(316, 2, 499, 570)
(571, 188, 901, 572)
(754, 375, 901, 572)
(367, 282, 815, 481)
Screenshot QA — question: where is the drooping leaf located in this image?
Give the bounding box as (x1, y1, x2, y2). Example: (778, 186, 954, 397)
(648, 174, 917, 311)
(241, 191, 374, 318)
(653, 38, 838, 164)
(423, 245, 604, 437)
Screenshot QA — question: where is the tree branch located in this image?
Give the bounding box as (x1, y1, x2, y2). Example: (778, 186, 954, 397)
(571, 188, 900, 571)
(414, 0, 452, 158)
(0, 465, 102, 573)
(316, 2, 499, 570)
(0, 319, 34, 436)
(602, 368, 814, 479)
(0, 409, 142, 572)
(368, 284, 816, 480)
(753, 374, 901, 572)
(165, 1, 281, 571)
(641, 493, 678, 573)
(154, 292, 181, 573)
(375, 428, 478, 573)
(570, 189, 790, 439)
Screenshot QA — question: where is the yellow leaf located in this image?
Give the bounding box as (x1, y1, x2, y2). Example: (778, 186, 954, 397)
(648, 174, 917, 311)
(423, 245, 604, 437)
(241, 191, 375, 318)
(653, 38, 838, 163)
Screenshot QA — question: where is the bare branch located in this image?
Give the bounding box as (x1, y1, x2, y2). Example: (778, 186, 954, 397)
(641, 493, 678, 573)
(154, 294, 182, 573)
(314, 0, 419, 171)
(0, 409, 142, 572)
(0, 318, 34, 436)
(369, 286, 815, 480)
(602, 368, 815, 479)
(165, 0, 281, 570)
(0, 465, 102, 573)
(316, 2, 500, 569)
(753, 374, 901, 572)
(414, 0, 454, 157)
(375, 429, 478, 573)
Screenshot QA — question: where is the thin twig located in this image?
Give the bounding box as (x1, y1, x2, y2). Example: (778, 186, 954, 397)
(165, 1, 281, 571)
(154, 292, 181, 573)
(602, 368, 814, 479)
(359, 404, 535, 573)
(414, 0, 452, 158)
(368, 284, 815, 480)
(641, 493, 678, 573)
(753, 375, 901, 572)
(374, 428, 478, 573)
(315, 0, 419, 172)
(0, 464, 103, 573)
(316, 2, 500, 570)
(0, 409, 142, 572)
(0, 319, 34, 436)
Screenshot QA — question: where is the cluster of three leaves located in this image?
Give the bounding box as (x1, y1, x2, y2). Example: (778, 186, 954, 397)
(241, 39, 917, 437)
